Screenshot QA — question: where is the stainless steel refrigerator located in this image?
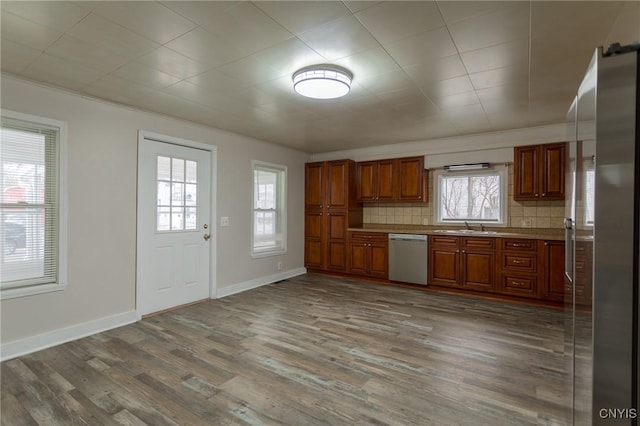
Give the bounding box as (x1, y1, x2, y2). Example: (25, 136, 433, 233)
(566, 43, 639, 425)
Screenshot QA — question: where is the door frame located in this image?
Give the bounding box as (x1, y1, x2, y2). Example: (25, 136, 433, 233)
(136, 130, 218, 319)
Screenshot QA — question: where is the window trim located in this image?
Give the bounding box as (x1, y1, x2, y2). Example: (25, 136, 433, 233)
(251, 160, 287, 258)
(1, 109, 68, 300)
(433, 164, 508, 227)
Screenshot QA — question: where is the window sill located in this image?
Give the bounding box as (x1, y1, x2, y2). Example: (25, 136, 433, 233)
(251, 249, 287, 259)
(1, 282, 66, 300)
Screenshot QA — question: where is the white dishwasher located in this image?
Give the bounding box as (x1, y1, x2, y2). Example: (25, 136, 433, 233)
(388, 234, 428, 285)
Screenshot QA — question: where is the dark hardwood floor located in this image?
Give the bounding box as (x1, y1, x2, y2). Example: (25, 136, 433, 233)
(1, 274, 571, 425)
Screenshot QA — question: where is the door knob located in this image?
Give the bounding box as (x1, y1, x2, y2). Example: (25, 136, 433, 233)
(203, 234, 210, 241)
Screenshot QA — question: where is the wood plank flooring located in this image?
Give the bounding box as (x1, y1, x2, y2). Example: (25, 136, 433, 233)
(1, 274, 571, 425)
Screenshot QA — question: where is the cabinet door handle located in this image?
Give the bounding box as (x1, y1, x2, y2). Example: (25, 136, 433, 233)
(512, 260, 524, 264)
(512, 243, 524, 247)
(462, 250, 465, 253)
(542, 193, 546, 196)
(544, 242, 548, 246)
(455, 249, 460, 253)
(512, 281, 525, 287)
(535, 193, 539, 197)
(320, 212, 323, 216)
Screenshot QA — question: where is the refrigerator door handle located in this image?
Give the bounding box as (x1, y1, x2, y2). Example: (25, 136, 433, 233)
(564, 218, 573, 281)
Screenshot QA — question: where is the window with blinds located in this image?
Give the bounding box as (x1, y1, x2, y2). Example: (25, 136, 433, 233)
(1, 112, 66, 299)
(251, 161, 286, 258)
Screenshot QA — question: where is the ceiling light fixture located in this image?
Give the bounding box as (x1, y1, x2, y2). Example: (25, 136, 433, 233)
(292, 65, 352, 99)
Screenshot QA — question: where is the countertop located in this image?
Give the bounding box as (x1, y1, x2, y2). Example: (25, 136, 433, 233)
(348, 224, 566, 241)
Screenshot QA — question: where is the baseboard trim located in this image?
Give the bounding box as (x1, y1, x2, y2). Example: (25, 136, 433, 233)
(1, 310, 138, 362)
(216, 268, 307, 298)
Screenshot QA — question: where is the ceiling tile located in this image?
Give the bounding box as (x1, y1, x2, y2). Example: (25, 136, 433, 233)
(605, 2, 640, 47)
(214, 55, 283, 87)
(469, 64, 528, 90)
(1, 1, 90, 31)
(1, 39, 42, 74)
(477, 83, 529, 112)
(112, 62, 181, 90)
(186, 68, 249, 92)
(136, 46, 210, 79)
(460, 38, 528, 74)
(22, 53, 104, 91)
(403, 55, 467, 87)
(383, 26, 458, 68)
(1, 11, 63, 51)
(83, 75, 156, 105)
(162, 80, 250, 115)
(46, 35, 131, 73)
(437, 1, 515, 24)
(355, 1, 444, 45)
(298, 15, 379, 61)
(421, 75, 475, 99)
(252, 38, 326, 78)
(67, 13, 159, 58)
(430, 90, 481, 111)
(164, 27, 250, 68)
(343, 1, 382, 14)
(448, 3, 529, 52)
(334, 46, 401, 86)
(254, 1, 352, 35)
(356, 69, 417, 96)
(92, 1, 197, 44)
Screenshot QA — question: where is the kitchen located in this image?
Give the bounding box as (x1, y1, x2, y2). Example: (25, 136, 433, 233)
(1, 1, 639, 425)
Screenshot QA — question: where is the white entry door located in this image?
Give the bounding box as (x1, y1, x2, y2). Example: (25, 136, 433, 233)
(137, 137, 212, 316)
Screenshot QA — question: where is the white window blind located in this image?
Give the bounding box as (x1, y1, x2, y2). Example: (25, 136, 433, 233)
(1, 115, 63, 295)
(251, 162, 286, 257)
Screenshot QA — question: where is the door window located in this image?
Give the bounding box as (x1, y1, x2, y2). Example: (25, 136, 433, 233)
(156, 156, 197, 231)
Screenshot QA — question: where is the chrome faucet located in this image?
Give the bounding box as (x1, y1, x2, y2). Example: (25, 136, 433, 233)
(480, 223, 485, 232)
(464, 221, 471, 230)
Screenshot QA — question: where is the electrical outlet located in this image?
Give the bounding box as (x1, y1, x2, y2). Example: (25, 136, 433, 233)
(422, 217, 429, 225)
(220, 217, 229, 227)
(277, 261, 283, 271)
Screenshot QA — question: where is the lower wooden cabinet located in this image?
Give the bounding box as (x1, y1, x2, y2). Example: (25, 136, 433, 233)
(541, 240, 565, 302)
(498, 238, 541, 299)
(428, 236, 496, 292)
(348, 232, 388, 279)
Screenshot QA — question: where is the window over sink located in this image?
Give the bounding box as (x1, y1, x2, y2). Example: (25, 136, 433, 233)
(434, 165, 507, 226)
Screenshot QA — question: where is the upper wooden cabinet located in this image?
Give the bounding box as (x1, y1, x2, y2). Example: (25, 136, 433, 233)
(305, 160, 358, 210)
(514, 142, 566, 201)
(356, 159, 395, 202)
(356, 156, 427, 202)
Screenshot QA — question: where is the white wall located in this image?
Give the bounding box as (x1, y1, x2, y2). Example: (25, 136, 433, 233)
(0, 76, 308, 351)
(309, 122, 567, 165)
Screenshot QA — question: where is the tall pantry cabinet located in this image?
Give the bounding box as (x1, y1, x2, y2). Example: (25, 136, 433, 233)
(305, 160, 362, 272)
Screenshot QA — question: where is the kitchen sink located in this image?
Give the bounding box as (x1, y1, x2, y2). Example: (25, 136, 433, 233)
(433, 229, 499, 235)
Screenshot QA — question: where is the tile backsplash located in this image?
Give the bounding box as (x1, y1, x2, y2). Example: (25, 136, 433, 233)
(362, 166, 565, 229)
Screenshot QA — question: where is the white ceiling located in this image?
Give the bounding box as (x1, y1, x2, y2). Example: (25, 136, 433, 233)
(1, 1, 638, 153)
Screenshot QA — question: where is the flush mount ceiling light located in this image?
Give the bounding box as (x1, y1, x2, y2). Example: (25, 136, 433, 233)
(292, 65, 352, 99)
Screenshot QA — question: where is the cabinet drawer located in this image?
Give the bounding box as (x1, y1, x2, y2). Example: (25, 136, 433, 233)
(502, 253, 537, 272)
(429, 235, 459, 246)
(349, 232, 388, 242)
(463, 237, 495, 249)
(501, 238, 536, 251)
(503, 275, 535, 291)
